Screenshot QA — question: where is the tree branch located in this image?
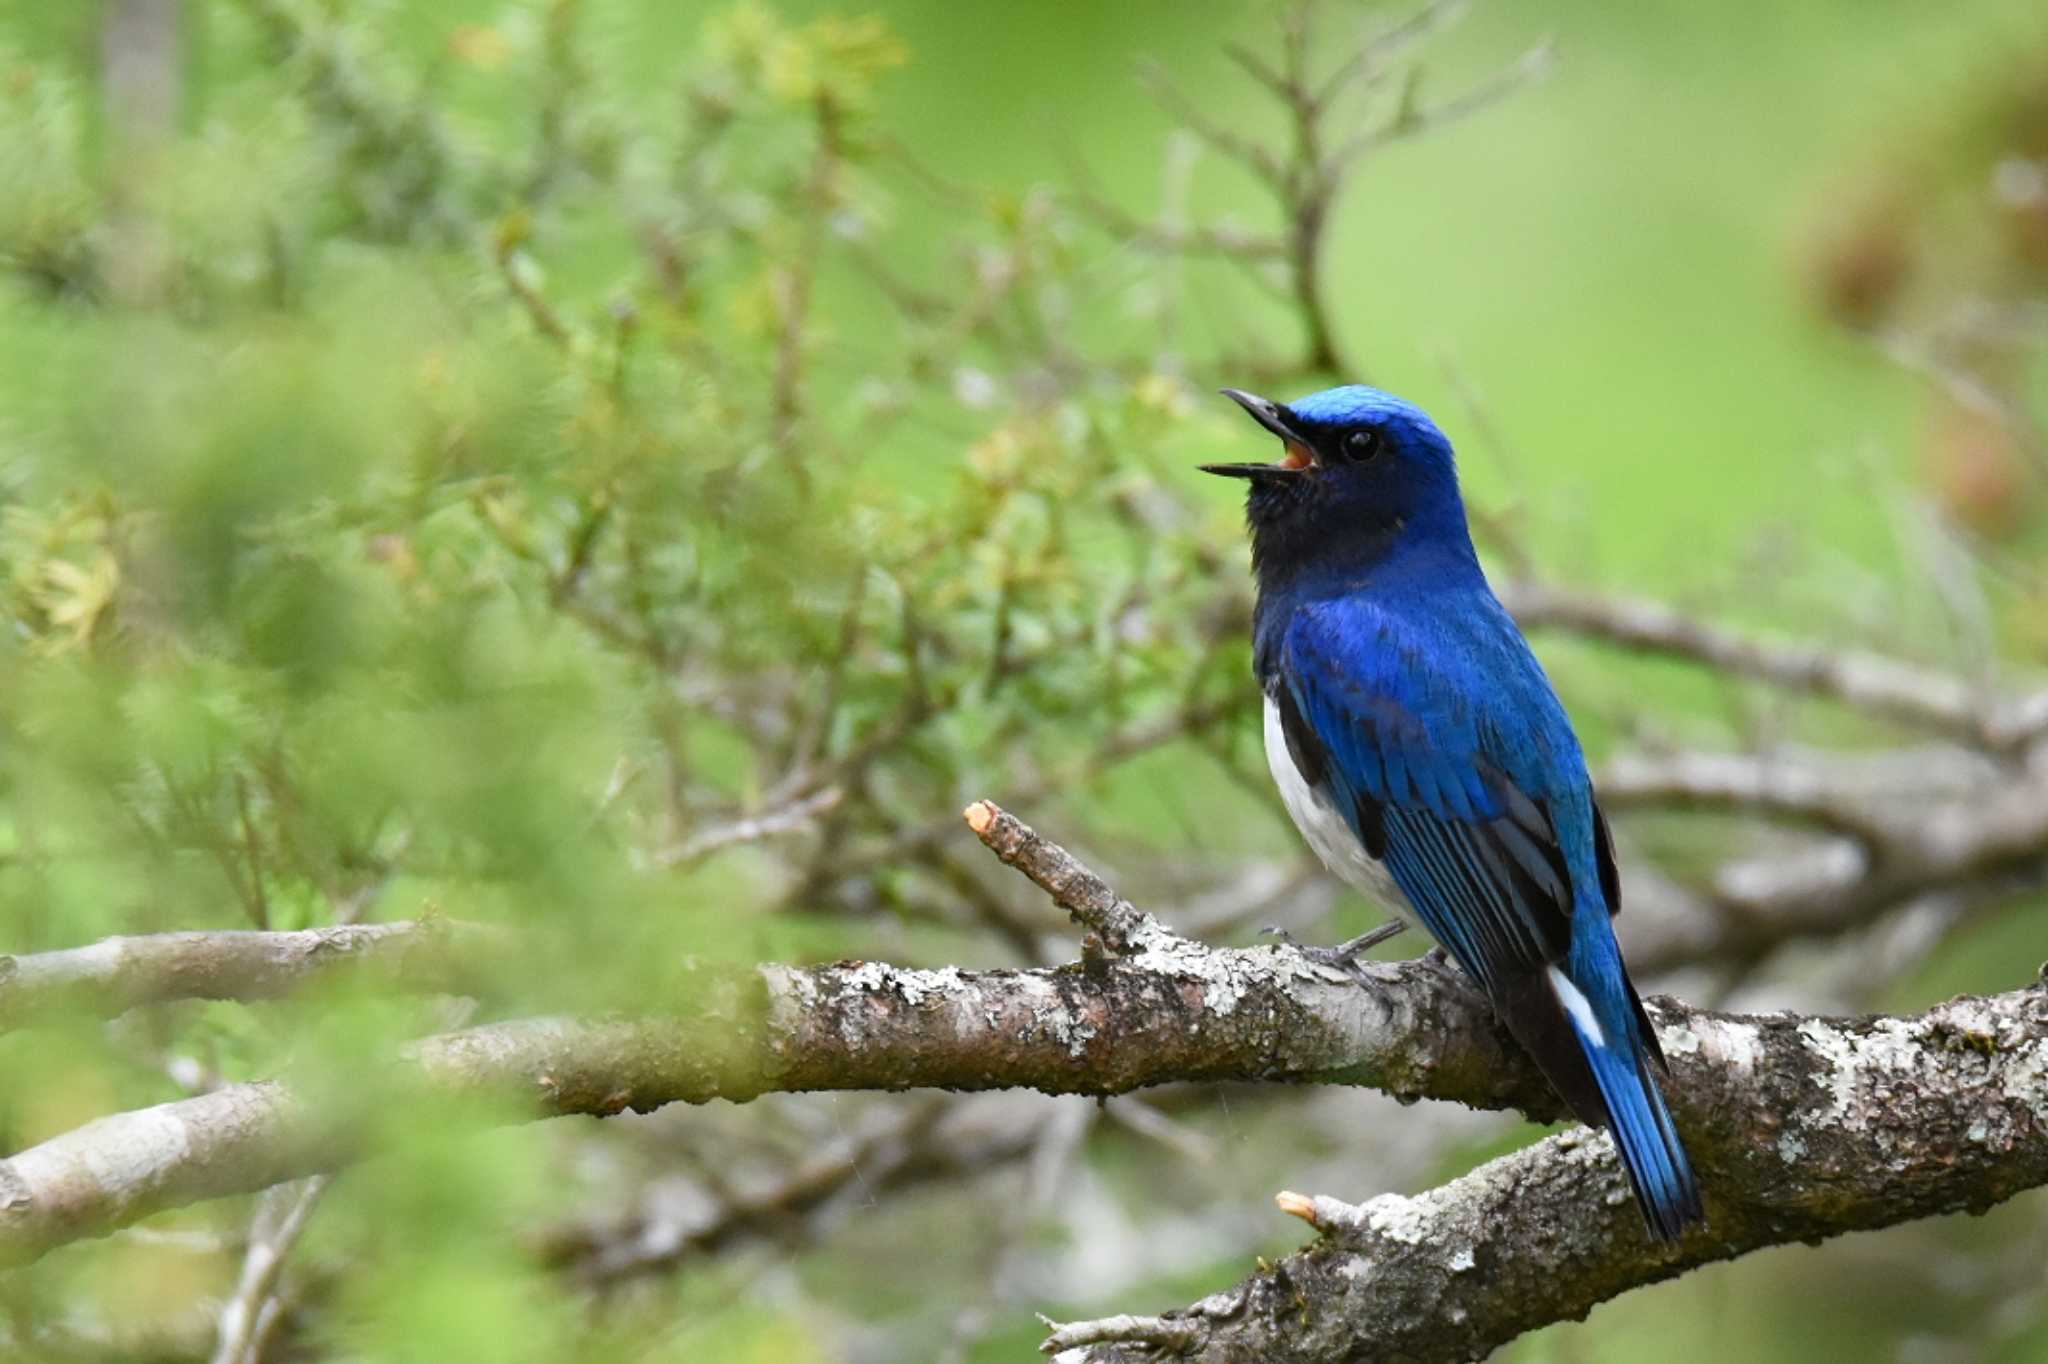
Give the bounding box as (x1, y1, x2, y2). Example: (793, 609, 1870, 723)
(0, 836, 1548, 1268)
(210, 1174, 329, 1364)
(1325, 41, 1555, 172)
(0, 919, 507, 1034)
(1595, 747, 1901, 841)
(1498, 579, 2048, 752)
(5, 804, 2046, 1364)
(1051, 981, 2048, 1361)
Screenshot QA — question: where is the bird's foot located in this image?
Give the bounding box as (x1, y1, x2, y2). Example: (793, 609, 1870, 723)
(1260, 918, 1407, 983)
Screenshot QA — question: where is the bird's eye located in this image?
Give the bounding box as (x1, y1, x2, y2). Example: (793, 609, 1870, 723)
(1342, 429, 1382, 462)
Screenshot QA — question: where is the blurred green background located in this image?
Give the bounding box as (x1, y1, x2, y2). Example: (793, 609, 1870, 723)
(3, 1, 2046, 1360)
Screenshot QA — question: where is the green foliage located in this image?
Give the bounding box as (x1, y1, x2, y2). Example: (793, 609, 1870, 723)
(0, 5, 1269, 1353)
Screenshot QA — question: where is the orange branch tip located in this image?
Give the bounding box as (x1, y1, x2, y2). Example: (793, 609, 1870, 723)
(1275, 1190, 1319, 1225)
(963, 800, 1000, 835)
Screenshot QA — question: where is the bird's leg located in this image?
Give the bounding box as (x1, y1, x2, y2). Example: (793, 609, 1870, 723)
(1260, 917, 1408, 981)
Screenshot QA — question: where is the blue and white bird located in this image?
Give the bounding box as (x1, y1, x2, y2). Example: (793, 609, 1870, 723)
(1205, 384, 1703, 1240)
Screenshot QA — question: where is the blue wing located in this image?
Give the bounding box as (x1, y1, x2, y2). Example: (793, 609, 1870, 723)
(1273, 595, 1588, 993)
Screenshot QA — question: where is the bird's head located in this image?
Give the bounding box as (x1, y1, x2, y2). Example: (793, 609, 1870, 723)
(1203, 384, 1471, 584)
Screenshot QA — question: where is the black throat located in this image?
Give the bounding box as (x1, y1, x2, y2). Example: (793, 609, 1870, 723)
(1244, 476, 1405, 597)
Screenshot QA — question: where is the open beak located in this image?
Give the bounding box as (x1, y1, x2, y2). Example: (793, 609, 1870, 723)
(1201, 389, 1316, 479)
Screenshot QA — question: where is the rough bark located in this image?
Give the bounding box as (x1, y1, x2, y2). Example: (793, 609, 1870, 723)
(0, 942, 1548, 1268)
(1050, 982, 2048, 1361)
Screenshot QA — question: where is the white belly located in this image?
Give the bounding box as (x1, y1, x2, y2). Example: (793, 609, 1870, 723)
(1263, 694, 1413, 921)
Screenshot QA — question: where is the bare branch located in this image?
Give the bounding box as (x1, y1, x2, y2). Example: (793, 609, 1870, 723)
(1220, 41, 1290, 100)
(1312, 0, 1469, 110)
(0, 919, 507, 1034)
(1043, 1311, 1204, 1355)
(1327, 41, 1555, 172)
(1872, 323, 2045, 452)
(210, 1175, 329, 1364)
(1595, 747, 1904, 840)
(540, 1094, 1049, 1284)
(1083, 0, 1545, 378)
(963, 800, 1157, 953)
(4, 828, 2045, 1302)
(654, 786, 845, 868)
(1136, 61, 1287, 187)
(1498, 579, 2048, 751)
(1070, 188, 1289, 260)
(1611, 742, 2048, 976)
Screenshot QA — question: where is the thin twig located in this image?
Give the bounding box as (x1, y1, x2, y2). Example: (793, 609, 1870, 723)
(1327, 41, 1556, 171)
(210, 1175, 330, 1364)
(962, 801, 1156, 954)
(655, 786, 844, 868)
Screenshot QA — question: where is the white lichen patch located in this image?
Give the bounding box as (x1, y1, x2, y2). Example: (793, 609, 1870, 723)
(833, 961, 967, 1008)
(1660, 1021, 1702, 1057)
(1942, 999, 2004, 1043)
(1042, 1001, 1097, 1058)
(1693, 1019, 1764, 1073)
(1549, 1125, 1621, 1178)
(1359, 1191, 1430, 1245)
(1446, 1244, 1476, 1273)
(1004, 973, 1065, 1041)
(1796, 1017, 1923, 1127)
(1126, 936, 1268, 1016)
(2000, 1037, 2048, 1119)
(798, 961, 976, 1049)
(980, 973, 1099, 1059)
(891, 965, 966, 1007)
(840, 960, 891, 994)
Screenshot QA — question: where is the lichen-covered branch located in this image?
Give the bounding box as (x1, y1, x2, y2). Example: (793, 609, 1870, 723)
(5, 804, 2046, 1364)
(0, 917, 1547, 1267)
(4, 806, 2048, 1359)
(1051, 981, 2048, 1362)
(5, 891, 2045, 1354)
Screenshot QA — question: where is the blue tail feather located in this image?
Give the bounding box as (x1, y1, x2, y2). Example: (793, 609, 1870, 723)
(1577, 1011, 1702, 1240)
(1560, 932, 1704, 1241)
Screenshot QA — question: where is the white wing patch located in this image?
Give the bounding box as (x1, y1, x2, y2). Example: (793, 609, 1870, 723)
(1546, 964, 1606, 1047)
(1263, 694, 1411, 921)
